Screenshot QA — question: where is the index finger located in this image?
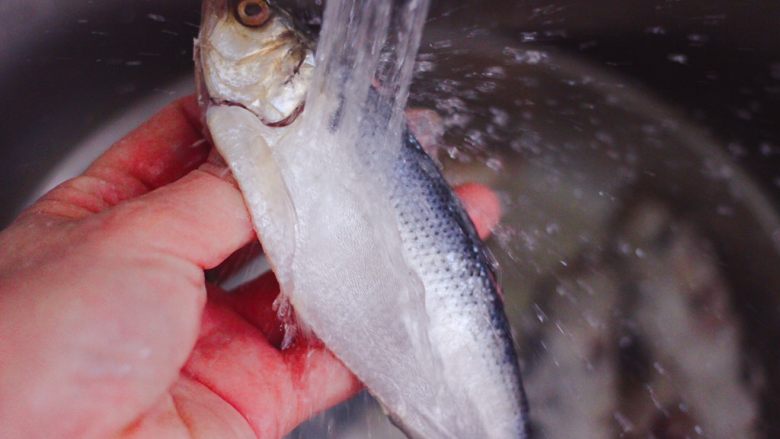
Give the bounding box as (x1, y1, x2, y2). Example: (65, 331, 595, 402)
(86, 96, 206, 192)
(28, 96, 209, 220)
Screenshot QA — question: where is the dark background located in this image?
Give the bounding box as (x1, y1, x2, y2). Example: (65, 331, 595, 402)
(1, 0, 779, 226)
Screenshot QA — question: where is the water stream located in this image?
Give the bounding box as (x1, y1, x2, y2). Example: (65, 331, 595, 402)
(301, 0, 429, 166)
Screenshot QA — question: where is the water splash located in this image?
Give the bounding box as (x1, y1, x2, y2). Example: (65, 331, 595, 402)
(303, 0, 430, 166)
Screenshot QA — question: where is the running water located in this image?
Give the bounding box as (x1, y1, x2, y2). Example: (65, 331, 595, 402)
(197, 0, 528, 435)
(300, 0, 430, 166)
(275, 0, 448, 407)
(276, 0, 437, 353)
(272, 1, 530, 436)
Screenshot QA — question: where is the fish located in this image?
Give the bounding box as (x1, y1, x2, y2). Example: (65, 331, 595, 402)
(195, 1, 529, 437)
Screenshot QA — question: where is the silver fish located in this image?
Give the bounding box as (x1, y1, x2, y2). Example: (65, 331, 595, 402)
(195, 1, 528, 437)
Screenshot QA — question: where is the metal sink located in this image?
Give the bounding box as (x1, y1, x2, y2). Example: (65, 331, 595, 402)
(3, 1, 780, 437)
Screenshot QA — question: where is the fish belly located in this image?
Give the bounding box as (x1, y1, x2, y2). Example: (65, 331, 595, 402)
(207, 104, 527, 438)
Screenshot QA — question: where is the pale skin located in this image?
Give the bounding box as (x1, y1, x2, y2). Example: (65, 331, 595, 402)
(0, 96, 502, 439)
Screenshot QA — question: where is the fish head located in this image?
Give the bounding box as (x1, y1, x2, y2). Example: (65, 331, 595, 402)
(197, 0, 315, 126)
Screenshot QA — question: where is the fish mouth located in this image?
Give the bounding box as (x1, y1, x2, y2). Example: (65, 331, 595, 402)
(208, 96, 305, 127)
(196, 0, 313, 128)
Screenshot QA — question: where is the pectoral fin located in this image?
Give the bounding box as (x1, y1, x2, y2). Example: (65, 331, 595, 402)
(206, 105, 296, 284)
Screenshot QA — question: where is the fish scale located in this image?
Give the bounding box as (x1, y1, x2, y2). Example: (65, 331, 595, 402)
(390, 133, 528, 437)
(196, 0, 529, 437)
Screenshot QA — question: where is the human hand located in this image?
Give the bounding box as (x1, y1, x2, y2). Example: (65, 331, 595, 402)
(0, 96, 502, 438)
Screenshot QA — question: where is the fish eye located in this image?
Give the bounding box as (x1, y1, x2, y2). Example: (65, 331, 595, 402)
(236, 0, 272, 27)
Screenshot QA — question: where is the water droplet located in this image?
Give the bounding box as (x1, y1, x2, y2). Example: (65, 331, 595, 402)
(503, 47, 548, 64)
(688, 33, 709, 44)
(595, 131, 615, 145)
(645, 384, 665, 411)
(584, 314, 600, 329)
(702, 159, 734, 180)
(476, 81, 497, 93)
(483, 157, 501, 172)
(414, 60, 435, 74)
(533, 304, 547, 323)
(668, 53, 689, 64)
(147, 13, 166, 23)
(645, 26, 666, 35)
(483, 66, 506, 79)
(430, 39, 452, 50)
(613, 411, 634, 433)
(519, 32, 537, 42)
(489, 107, 509, 127)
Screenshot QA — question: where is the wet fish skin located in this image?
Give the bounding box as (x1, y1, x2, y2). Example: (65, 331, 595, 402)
(389, 132, 529, 437)
(196, 1, 529, 437)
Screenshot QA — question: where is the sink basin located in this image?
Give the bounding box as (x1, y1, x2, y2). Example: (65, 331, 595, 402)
(3, 1, 780, 437)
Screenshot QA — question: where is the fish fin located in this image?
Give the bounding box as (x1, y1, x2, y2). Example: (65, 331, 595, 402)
(206, 105, 298, 287)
